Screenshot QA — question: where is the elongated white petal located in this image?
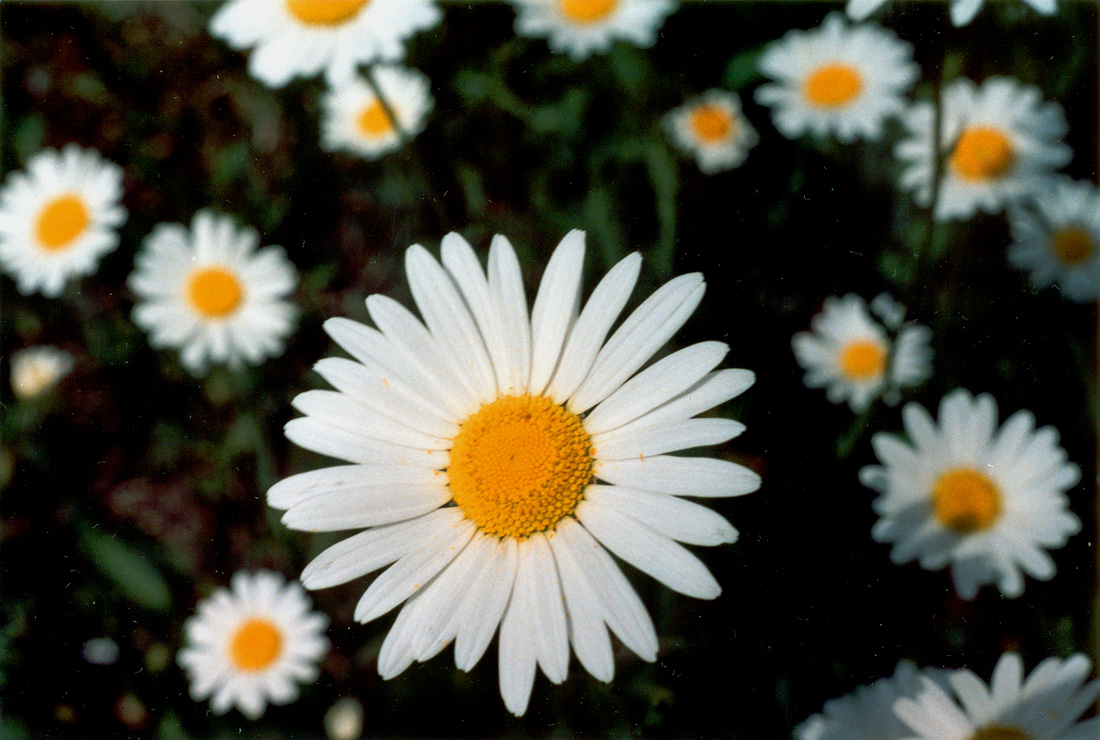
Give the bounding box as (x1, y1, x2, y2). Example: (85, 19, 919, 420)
(617, 368, 755, 432)
(499, 586, 537, 717)
(281, 483, 450, 532)
(488, 235, 532, 394)
(292, 390, 452, 450)
(593, 418, 745, 460)
(521, 534, 570, 684)
(412, 534, 496, 662)
(284, 418, 449, 467)
(547, 530, 615, 682)
(595, 455, 760, 497)
(528, 230, 586, 396)
(585, 485, 738, 546)
(376, 594, 422, 680)
(454, 537, 518, 671)
(267, 464, 447, 510)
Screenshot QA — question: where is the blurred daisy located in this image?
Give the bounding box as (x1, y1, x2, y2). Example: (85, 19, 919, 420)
(320, 66, 433, 160)
(270, 230, 758, 715)
(178, 570, 329, 720)
(0, 145, 126, 297)
(896, 77, 1071, 222)
(509, 0, 676, 61)
(861, 389, 1081, 599)
(10, 346, 74, 400)
(755, 13, 918, 143)
(895, 653, 1100, 740)
(847, 0, 1057, 27)
(792, 294, 932, 413)
(1008, 178, 1100, 303)
(129, 209, 298, 375)
(209, 0, 442, 88)
(664, 90, 758, 174)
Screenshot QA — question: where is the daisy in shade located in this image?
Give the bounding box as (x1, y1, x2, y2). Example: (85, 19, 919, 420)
(755, 13, 918, 143)
(861, 389, 1081, 600)
(128, 209, 298, 375)
(792, 294, 932, 413)
(178, 570, 329, 720)
(847, 0, 1057, 28)
(269, 230, 758, 716)
(209, 0, 441, 88)
(320, 66, 433, 160)
(664, 90, 759, 174)
(10, 346, 75, 401)
(509, 0, 676, 61)
(894, 653, 1100, 740)
(1008, 178, 1100, 303)
(895, 77, 1071, 222)
(0, 144, 126, 297)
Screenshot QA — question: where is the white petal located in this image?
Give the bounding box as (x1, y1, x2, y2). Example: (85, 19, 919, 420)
(547, 531, 615, 682)
(519, 534, 570, 684)
(585, 485, 738, 546)
(281, 483, 450, 532)
(292, 390, 451, 450)
(595, 455, 760, 497)
(284, 418, 449, 467)
(528, 230, 586, 396)
(454, 538, 519, 671)
(267, 464, 447, 510)
(593, 418, 745, 459)
(487, 235, 532, 394)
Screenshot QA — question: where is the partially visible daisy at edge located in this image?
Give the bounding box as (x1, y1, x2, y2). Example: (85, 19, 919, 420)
(664, 89, 759, 174)
(320, 66, 433, 160)
(269, 229, 759, 715)
(509, 0, 677, 61)
(847, 0, 1057, 27)
(10, 346, 75, 401)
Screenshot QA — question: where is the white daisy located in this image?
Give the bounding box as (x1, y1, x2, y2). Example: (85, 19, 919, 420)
(895, 77, 1071, 222)
(755, 13, 918, 143)
(894, 653, 1100, 740)
(320, 66, 433, 160)
(792, 294, 932, 413)
(509, 0, 676, 61)
(847, 0, 1057, 28)
(128, 209, 298, 375)
(209, 0, 442, 88)
(0, 145, 126, 297)
(269, 230, 759, 716)
(861, 389, 1081, 600)
(10, 346, 75, 400)
(664, 90, 758, 174)
(1008, 178, 1100, 303)
(178, 570, 329, 720)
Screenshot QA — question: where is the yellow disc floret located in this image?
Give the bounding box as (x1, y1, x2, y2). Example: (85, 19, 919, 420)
(229, 618, 283, 672)
(1050, 226, 1094, 266)
(932, 468, 1002, 534)
(188, 267, 244, 318)
(559, 0, 617, 24)
(969, 727, 1033, 740)
(804, 64, 863, 108)
(838, 339, 886, 381)
(689, 105, 735, 143)
(949, 127, 1015, 181)
(285, 0, 369, 26)
(36, 194, 89, 251)
(357, 99, 395, 138)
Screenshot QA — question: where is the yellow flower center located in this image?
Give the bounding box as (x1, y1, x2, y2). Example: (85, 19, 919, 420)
(559, 0, 617, 23)
(932, 468, 1002, 534)
(229, 618, 283, 671)
(448, 395, 594, 539)
(838, 340, 886, 380)
(803, 64, 863, 108)
(35, 194, 89, 251)
(969, 727, 1033, 740)
(285, 0, 369, 25)
(949, 127, 1015, 181)
(689, 105, 735, 143)
(357, 99, 395, 138)
(187, 267, 243, 318)
(1050, 226, 1094, 266)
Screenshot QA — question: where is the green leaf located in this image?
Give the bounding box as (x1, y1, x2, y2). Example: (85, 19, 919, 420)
(82, 529, 172, 611)
(723, 48, 764, 91)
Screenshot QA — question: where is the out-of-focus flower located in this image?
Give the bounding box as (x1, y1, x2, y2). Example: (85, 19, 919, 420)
(664, 90, 758, 174)
(81, 637, 120, 666)
(270, 230, 758, 716)
(847, 0, 1056, 27)
(509, 0, 676, 61)
(0, 145, 126, 297)
(755, 13, 918, 143)
(861, 389, 1081, 600)
(128, 209, 298, 375)
(10, 346, 74, 400)
(209, 0, 441, 88)
(177, 570, 329, 720)
(325, 697, 364, 740)
(320, 66, 433, 160)
(895, 77, 1071, 222)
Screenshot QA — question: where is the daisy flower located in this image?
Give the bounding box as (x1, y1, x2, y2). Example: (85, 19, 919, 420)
(509, 0, 677, 61)
(0, 144, 126, 297)
(178, 570, 329, 720)
(320, 66, 433, 160)
(270, 230, 759, 716)
(1008, 178, 1100, 303)
(861, 389, 1081, 600)
(847, 0, 1057, 28)
(209, 0, 442, 88)
(10, 346, 75, 400)
(664, 90, 759, 174)
(755, 13, 918, 143)
(128, 209, 298, 375)
(895, 77, 1071, 222)
(792, 294, 932, 413)
(894, 653, 1100, 740)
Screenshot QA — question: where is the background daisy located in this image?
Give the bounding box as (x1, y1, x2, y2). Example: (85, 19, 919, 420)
(664, 90, 758, 174)
(509, 0, 677, 61)
(847, 0, 1057, 27)
(320, 66, 433, 160)
(10, 346, 74, 401)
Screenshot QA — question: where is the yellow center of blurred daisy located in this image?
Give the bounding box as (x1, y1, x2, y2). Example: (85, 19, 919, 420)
(357, 100, 395, 138)
(449, 395, 594, 539)
(285, 0, 369, 25)
(1050, 226, 1094, 266)
(803, 64, 863, 107)
(949, 127, 1015, 181)
(187, 267, 243, 318)
(969, 727, 1033, 740)
(689, 105, 734, 143)
(932, 468, 1002, 534)
(560, 0, 617, 23)
(838, 340, 886, 380)
(229, 618, 283, 671)
(35, 194, 89, 251)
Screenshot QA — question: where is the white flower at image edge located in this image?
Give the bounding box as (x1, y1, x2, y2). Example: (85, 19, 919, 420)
(846, 0, 1057, 27)
(509, 0, 677, 61)
(664, 89, 759, 174)
(270, 229, 759, 715)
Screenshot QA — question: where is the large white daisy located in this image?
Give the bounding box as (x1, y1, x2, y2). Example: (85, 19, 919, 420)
(861, 389, 1081, 600)
(847, 0, 1057, 27)
(209, 0, 442, 88)
(0, 144, 126, 297)
(10, 346, 75, 401)
(755, 13, 918, 143)
(895, 77, 1071, 222)
(664, 89, 758, 174)
(320, 66, 433, 160)
(509, 0, 677, 61)
(269, 230, 759, 715)
(178, 570, 329, 720)
(128, 209, 298, 375)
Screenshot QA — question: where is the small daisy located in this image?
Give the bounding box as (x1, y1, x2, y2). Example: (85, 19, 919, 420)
(10, 346, 74, 400)
(895, 77, 1071, 222)
(847, 0, 1057, 28)
(894, 653, 1100, 740)
(861, 389, 1081, 600)
(178, 570, 329, 720)
(755, 13, 918, 143)
(1008, 178, 1100, 303)
(128, 209, 298, 375)
(0, 145, 126, 297)
(509, 0, 676, 61)
(320, 66, 433, 160)
(209, 0, 442, 88)
(792, 294, 932, 413)
(664, 90, 759, 174)
(270, 230, 758, 715)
